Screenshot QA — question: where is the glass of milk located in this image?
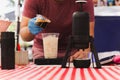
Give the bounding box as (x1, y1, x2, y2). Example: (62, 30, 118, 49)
(42, 33, 59, 59)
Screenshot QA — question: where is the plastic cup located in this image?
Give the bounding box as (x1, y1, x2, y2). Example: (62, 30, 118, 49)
(15, 51, 29, 65)
(42, 33, 59, 59)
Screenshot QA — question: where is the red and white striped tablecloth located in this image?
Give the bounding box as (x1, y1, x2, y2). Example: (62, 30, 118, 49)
(0, 64, 120, 80)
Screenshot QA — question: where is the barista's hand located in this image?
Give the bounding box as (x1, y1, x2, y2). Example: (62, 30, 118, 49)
(70, 48, 90, 61)
(28, 17, 43, 35)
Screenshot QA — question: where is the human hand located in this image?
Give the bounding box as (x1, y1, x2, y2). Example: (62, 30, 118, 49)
(70, 48, 90, 61)
(28, 17, 43, 35)
(35, 14, 51, 28)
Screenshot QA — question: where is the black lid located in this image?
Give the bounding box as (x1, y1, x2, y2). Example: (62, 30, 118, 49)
(1, 32, 15, 39)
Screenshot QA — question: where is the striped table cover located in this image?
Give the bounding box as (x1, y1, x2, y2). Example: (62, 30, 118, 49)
(0, 64, 120, 80)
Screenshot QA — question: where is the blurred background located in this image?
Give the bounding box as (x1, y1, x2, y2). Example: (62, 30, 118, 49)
(0, 0, 24, 21)
(0, 0, 33, 60)
(0, 0, 120, 60)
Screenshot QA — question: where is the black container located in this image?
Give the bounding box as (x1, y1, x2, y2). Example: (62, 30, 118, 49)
(73, 58, 91, 68)
(1, 32, 15, 69)
(34, 58, 63, 65)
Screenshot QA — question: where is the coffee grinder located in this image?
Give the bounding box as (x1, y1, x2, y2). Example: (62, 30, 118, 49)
(62, 0, 101, 68)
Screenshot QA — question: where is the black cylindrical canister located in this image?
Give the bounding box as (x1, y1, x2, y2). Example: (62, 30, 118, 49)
(72, 11, 90, 49)
(1, 32, 15, 69)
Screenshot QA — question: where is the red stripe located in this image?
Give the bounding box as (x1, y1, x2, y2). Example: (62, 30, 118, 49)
(80, 68, 85, 80)
(48, 68, 62, 80)
(28, 66, 50, 80)
(4, 67, 40, 79)
(115, 66, 120, 70)
(0, 66, 28, 75)
(109, 67, 120, 75)
(59, 68, 69, 80)
(95, 69, 107, 80)
(38, 67, 56, 80)
(0, 67, 30, 78)
(87, 68, 96, 80)
(102, 68, 118, 80)
(0, 69, 14, 74)
(71, 68, 76, 80)
(16, 66, 44, 79)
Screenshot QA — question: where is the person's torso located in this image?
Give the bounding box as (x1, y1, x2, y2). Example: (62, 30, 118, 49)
(23, 0, 94, 53)
(34, 0, 81, 50)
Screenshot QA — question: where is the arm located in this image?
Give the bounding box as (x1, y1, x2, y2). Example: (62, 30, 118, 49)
(90, 21, 95, 37)
(20, 16, 35, 41)
(20, 15, 48, 42)
(20, 0, 41, 41)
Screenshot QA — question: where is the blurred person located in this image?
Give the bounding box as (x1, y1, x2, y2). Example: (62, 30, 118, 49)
(0, 20, 11, 42)
(115, 0, 120, 6)
(93, 0, 98, 7)
(20, 0, 95, 61)
(107, 0, 115, 6)
(100, 0, 106, 6)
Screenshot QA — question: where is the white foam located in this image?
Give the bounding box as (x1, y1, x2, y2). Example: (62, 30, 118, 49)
(43, 35, 58, 58)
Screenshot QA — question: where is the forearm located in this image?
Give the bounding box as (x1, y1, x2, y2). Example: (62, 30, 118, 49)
(89, 21, 95, 37)
(20, 27, 35, 41)
(20, 16, 35, 41)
